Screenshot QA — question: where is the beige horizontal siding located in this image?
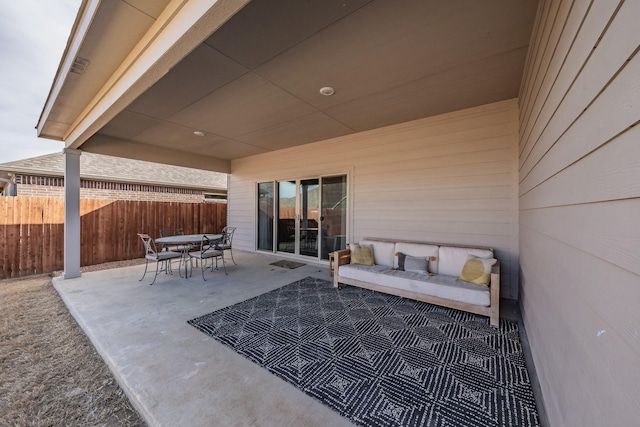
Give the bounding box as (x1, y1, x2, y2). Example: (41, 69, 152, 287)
(230, 99, 520, 298)
(518, 1, 640, 426)
(519, 124, 640, 209)
(519, 227, 640, 427)
(519, 0, 622, 164)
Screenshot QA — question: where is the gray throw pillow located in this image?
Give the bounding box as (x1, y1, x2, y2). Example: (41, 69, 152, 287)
(397, 252, 428, 274)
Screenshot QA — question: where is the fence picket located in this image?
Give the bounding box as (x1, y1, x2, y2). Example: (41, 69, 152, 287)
(0, 198, 5, 275)
(0, 196, 227, 279)
(51, 198, 65, 273)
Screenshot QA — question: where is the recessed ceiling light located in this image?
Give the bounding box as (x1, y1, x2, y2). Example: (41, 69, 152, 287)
(319, 86, 335, 96)
(193, 131, 205, 137)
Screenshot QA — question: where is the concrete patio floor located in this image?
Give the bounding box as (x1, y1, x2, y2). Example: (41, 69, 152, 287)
(54, 250, 354, 426)
(53, 250, 542, 427)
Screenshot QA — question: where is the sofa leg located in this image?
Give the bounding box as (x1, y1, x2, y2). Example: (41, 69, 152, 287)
(489, 310, 499, 327)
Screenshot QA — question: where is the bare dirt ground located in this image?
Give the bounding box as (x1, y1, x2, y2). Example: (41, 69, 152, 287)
(0, 260, 147, 427)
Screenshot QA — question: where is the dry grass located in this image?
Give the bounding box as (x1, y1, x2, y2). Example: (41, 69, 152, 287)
(0, 260, 147, 427)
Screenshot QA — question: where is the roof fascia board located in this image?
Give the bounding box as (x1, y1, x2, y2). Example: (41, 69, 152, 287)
(0, 167, 226, 192)
(63, 0, 249, 150)
(0, 168, 62, 178)
(75, 175, 227, 191)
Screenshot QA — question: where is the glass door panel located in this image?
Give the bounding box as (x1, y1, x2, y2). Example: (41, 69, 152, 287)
(277, 181, 296, 253)
(299, 178, 319, 257)
(266, 175, 347, 259)
(257, 182, 274, 251)
(320, 175, 347, 260)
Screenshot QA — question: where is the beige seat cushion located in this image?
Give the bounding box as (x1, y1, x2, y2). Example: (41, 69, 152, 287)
(339, 264, 491, 306)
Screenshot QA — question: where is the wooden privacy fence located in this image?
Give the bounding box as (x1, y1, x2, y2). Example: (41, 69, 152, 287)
(0, 196, 227, 279)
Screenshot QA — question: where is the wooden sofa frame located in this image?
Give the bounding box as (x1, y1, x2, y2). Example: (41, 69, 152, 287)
(332, 238, 501, 327)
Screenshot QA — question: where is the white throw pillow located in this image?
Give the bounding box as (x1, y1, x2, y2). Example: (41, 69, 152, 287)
(359, 240, 395, 267)
(438, 246, 494, 277)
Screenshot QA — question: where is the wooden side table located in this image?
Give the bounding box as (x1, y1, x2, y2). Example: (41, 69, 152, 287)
(328, 252, 335, 277)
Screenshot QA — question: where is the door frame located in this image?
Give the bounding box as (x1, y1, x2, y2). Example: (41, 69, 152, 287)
(255, 170, 351, 261)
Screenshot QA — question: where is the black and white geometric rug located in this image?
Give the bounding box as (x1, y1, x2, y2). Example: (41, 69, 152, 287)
(188, 277, 540, 427)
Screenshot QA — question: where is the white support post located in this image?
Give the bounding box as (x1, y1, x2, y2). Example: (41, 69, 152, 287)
(63, 148, 82, 279)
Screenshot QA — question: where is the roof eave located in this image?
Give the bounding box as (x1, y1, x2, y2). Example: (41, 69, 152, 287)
(36, 0, 98, 141)
(37, 0, 249, 153)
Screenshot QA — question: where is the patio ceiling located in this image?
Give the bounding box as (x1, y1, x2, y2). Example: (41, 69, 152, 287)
(38, 0, 538, 172)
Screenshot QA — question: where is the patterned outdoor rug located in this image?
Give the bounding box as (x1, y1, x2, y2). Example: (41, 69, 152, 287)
(188, 277, 540, 427)
(270, 260, 306, 269)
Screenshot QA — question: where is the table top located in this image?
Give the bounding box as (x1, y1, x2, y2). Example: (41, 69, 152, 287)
(156, 233, 222, 245)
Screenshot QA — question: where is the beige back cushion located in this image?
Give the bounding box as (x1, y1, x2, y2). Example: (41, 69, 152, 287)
(438, 246, 494, 277)
(394, 242, 440, 273)
(359, 240, 396, 267)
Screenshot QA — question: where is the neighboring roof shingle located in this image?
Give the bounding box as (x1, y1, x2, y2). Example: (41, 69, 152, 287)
(0, 152, 227, 191)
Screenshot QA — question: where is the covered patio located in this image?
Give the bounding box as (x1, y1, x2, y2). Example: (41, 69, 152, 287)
(53, 250, 531, 426)
(38, 1, 640, 426)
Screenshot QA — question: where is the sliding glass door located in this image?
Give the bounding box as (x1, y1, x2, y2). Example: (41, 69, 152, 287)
(277, 180, 296, 253)
(298, 178, 319, 257)
(320, 175, 347, 260)
(257, 182, 274, 251)
(259, 174, 347, 260)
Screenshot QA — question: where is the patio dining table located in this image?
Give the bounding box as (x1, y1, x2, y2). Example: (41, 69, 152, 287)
(156, 233, 222, 278)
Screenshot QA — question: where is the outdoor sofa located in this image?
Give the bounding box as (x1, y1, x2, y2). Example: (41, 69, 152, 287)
(332, 238, 500, 327)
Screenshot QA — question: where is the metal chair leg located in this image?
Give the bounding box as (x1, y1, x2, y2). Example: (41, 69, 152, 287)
(220, 255, 227, 275)
(201, 258, 208, 281)
(150, 261, 160, 285)
(139, 259, 149, 282)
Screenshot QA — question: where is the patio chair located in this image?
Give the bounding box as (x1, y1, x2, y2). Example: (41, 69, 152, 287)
(137, 233, 182, 285)
(189, 234, 227, 280)
(219, 226, 237, 265)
